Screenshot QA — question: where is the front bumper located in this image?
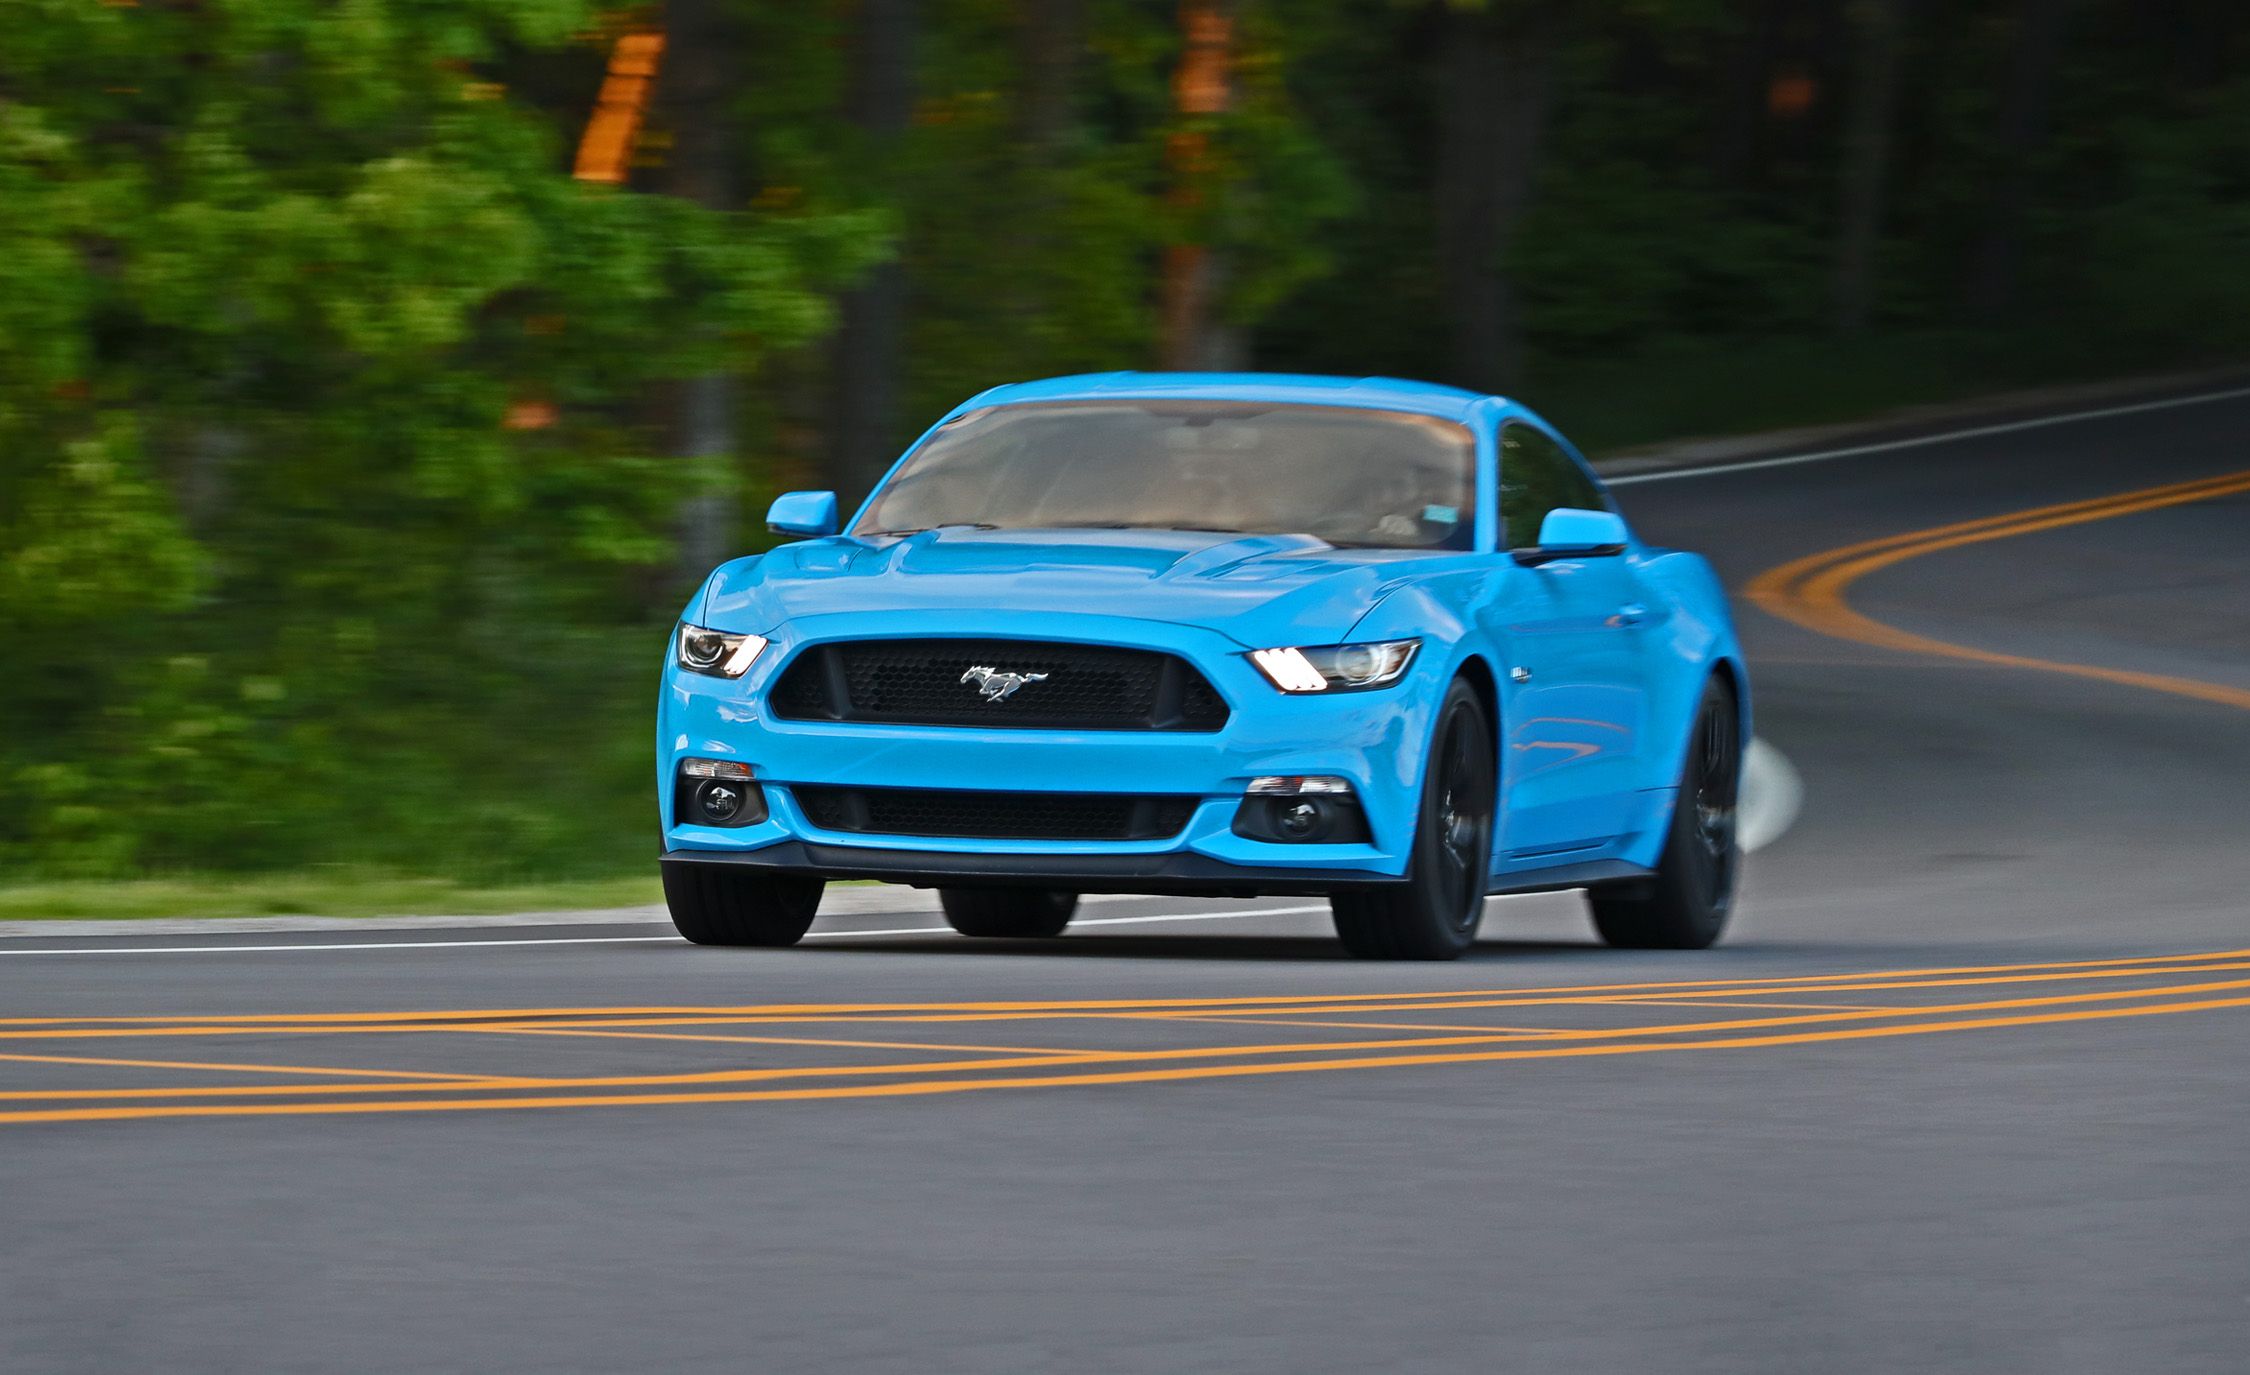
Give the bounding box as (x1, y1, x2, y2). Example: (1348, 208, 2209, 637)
(657, 610, 1439, 889)
(659, 841, 1406, 896)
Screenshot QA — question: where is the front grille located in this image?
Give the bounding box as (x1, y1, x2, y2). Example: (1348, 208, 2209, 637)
(793, 786, 1198, 842)
(771, 638, 1229, 731)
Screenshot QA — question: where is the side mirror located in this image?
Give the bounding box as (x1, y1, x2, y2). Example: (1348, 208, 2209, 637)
(1513, 507, 1628, 566)
(766, 490, 839, 538)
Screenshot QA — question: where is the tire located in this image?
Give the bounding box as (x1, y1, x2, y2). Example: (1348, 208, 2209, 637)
(1589, 674, 1741, 950)
(937, 887, 1080, 938)
(662, 864, 824, 947)
(1330, 679, 1496, 961)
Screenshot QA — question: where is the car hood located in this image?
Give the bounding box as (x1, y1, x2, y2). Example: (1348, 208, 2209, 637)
(699, 527, 1461, 647)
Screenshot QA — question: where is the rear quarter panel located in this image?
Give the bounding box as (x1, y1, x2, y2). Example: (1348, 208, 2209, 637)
(1632, 547, 1750, 793)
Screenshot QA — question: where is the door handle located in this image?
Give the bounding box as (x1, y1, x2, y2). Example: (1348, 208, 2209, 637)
(1613, 603, 1650, 627)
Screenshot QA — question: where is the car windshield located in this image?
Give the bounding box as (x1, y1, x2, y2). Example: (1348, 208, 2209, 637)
(854, 400, 1476, 550)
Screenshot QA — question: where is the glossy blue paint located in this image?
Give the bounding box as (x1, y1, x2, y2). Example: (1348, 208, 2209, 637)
(1488, 553, 1650, 857)
(766, 490, 839, 537)
(660, 373, 1748, 894)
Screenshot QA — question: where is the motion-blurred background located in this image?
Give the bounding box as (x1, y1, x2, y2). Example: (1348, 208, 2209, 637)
(3, 0, 2245, 909)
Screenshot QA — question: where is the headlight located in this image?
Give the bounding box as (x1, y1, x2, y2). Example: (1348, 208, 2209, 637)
(1249, 639, 1419, 693)
(676, 623, 768, 678)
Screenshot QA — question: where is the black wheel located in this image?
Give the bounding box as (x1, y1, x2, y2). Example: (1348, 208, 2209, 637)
(1330, 679, 1495, 961)
(937, 888, 1080, 938)
(1589, 674, 1741, 950)
(662, 865, 824, 946)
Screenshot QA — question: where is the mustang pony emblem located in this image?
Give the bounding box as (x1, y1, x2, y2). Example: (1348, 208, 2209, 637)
(961, 665, 1049, 703)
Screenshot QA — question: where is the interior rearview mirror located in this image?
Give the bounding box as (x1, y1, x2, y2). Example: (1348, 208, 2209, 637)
(1513, 507, 1628, 566)
(766, 490, 840, 537)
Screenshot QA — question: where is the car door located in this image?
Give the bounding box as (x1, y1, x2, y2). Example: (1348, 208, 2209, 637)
(1486, 421, 1653, 862)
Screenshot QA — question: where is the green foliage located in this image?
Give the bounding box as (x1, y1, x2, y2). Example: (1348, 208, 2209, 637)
(2065, 80, 2250, 356)
(891, 0, 1351, 429)
(0, 0, 875, 880)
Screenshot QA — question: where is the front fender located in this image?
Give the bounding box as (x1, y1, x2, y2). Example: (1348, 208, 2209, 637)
(1339, 569, 1507, 802)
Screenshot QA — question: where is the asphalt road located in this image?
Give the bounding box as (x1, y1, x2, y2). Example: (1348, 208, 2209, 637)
(5, 386, 2248, 1373)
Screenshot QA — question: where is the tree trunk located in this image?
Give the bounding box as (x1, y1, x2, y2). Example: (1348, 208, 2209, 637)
(828, 0, 918, 507)
(1017, 0, 1082, 160)
(1965, 0, 2068, 319)
(1830, 0, 1908, 336)
(1002, 0, 1081, 350)
(1710, 0, 1784, 189)
(659, 0, 739, 576)
(1432, 2, 1556, 395)
(1157, 0, 1242, 371)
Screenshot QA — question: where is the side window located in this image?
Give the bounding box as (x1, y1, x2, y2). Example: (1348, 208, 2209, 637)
(1499, 423, 1605, 550)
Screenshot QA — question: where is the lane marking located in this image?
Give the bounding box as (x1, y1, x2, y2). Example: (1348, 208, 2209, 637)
(1596, 998, 1899, 1012)
(1605, 384, 2250, 487)
(6, 972, 2246, 1109)
(0, 903, 1333, 958)
(13, 956, 2248, 1041)
(0, 1051, 501, 1082)
(0, 1049, 1103, 1103)
(1148, 1014, 1565, 1034)
(1065, 960, 2250, 1020)
(12, 973, 2250, 1103)
(1057, 905, 1328, 929)
(5, 989, 2244, 1125)
(1748, 468, 2250, 711)
(11, 946, 2249, 1030)
(494, 1027, 1103, 1056)
(1098, 974, 2250, 1051)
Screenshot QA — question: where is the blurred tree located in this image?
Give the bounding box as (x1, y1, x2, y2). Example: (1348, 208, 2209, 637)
(1159, 0, 1241, 369)
(0, 0, 873, 877)
(658, 0, 748, 577)
(1831, 0, 1911, 333)
(1018, 0, 1085, 157)
(1432, 0, 1560, 392)
(1963, 0, 2068, 318)
(827, 0, 919, 506)
(1710, 0, 1787, 189)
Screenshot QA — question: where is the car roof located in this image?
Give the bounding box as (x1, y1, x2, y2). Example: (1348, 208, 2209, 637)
(959, 372, 1504, 423)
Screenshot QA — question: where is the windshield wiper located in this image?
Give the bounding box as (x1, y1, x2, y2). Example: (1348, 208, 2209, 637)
(1060, 522, 1253, 534)
(861, 522, 1000, 537)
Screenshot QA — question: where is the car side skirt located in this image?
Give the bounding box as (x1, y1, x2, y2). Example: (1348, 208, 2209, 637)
(1487, 856, 1657, 896)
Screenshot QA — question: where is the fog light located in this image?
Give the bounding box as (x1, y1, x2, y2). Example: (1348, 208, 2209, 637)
(1231, 784, 1371, 845)
(697, 782, 744, 822)
(1277, 800, 1322, 837)
(676, 762, 767, 828)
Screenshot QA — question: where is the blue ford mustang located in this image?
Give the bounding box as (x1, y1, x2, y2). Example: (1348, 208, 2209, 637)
(659, 372, 1748, 960)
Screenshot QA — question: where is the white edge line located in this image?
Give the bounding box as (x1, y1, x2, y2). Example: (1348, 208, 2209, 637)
(0, 903, 1336, 956)
(1604, 384, 2250, 486)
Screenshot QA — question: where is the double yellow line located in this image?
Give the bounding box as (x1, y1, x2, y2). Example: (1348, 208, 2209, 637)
(5, 950, 2247, 1126)
(4, 990, 2246, 1126)
(10, 945, 2250, 1039)
(1746, 467, 2250, 710)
